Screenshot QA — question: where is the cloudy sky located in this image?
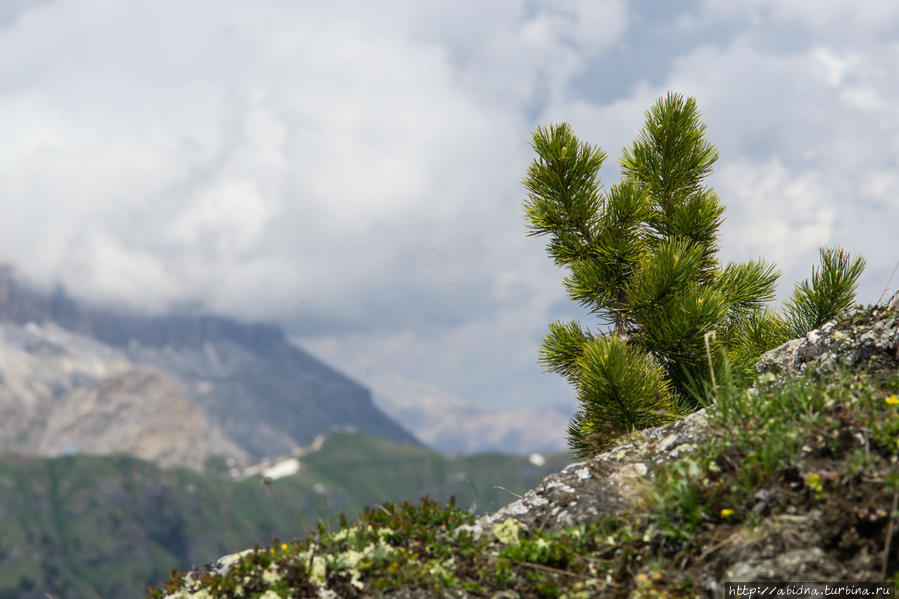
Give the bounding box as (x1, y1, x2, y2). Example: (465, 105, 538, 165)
(1, 1, 897, 413)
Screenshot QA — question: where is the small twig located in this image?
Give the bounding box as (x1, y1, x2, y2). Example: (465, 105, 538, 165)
(507, 558, 590, 579)
(880, 489, 899, 580)
(493, 485, 523, 500)
(695, 529, 744, 565)
(704, 331, 717, 396)
(877, 260, 899, 306)
(263, 476, 292, 521)
(589, 544, 623, 561)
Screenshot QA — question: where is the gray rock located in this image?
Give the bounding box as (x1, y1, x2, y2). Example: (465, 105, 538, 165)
(756, 295, 899, 379)
(458, 408, 710, 539)
(887, 289, 899, 312)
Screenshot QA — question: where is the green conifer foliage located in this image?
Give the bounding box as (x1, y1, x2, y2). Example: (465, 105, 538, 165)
(523, 92, 865, 457)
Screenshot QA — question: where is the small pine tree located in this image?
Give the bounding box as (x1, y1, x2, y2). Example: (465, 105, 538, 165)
(523, 92, 864, 457)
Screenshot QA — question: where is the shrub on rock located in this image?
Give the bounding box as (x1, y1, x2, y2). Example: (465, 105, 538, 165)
(523, 92, 865, 457)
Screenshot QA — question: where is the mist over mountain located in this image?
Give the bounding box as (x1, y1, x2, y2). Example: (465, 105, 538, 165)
(371, 374, 573, 455)
(0, 267, 418, 465)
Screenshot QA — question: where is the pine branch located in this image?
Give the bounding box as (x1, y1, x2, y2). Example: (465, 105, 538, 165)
(523, 123, 605, 262)
(620, 92, 718, 210)
(570, 336, 676, 457)
(716, 259, 780, 317)
(540, 321, 594, 384)
(785, 247, 865, 338)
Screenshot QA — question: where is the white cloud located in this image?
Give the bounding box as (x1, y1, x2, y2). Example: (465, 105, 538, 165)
(0, 0, 631, 410)
(812, 47, 859, 88)
(542, 25, 899, 306)
(700, 0, 899, 36)
(0, 0, 895, 414)
(714, 159, 836, 280)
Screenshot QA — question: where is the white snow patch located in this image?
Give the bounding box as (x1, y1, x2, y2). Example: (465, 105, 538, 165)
(528, 452, 546, 466)
(262, 458, 300, 480)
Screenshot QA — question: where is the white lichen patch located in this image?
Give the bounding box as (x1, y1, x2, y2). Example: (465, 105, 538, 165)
(330, 525, 358, 543)
(545, 480, 576, 494)
(453, 523, 486, 541)
(213, 548, 255, 576)
(664, 443, 694, 459)
(336, 548, 371, 589)
(166, 589, 215, 599)
(529, 494, 549, 507)
(614, 462, 647, 478)
(575, 467, 590, 481)
(262, 565, 281, 585)
(656, 434, 681, 452)
(561, 460, 587, 473)
(499, 498, 532, 516)
(377, 527, 396, 542)
(310, 555, 327, 585)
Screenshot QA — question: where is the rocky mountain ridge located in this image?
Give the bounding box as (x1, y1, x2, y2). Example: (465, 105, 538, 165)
(0, 320, 247, 471)
(0, 268, 417, 468)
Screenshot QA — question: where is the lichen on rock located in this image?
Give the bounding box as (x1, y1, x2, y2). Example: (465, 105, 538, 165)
(757, 290, 899, 379)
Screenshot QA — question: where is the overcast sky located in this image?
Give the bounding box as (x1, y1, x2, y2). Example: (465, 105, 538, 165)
(1, 1, 897, 412)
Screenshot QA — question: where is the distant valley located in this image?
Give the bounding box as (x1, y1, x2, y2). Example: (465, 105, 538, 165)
(371, 373, 573, 455)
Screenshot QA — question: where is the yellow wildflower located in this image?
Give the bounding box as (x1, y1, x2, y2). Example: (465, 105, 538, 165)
(885, 394, 899, 405)
(805, 472, 824, 499)
(720, 508, 734, 518)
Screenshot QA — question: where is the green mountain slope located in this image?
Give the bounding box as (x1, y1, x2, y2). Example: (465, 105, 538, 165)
(282, 432, 570, 519)
(0, 435, 569, 599)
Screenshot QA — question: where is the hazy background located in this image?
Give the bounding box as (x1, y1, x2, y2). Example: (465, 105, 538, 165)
(0, 0, 896, 414)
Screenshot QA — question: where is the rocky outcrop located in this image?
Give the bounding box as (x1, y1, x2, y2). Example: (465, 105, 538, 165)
(0, 268, 418, 462)
(756, 290, 899, 379)
(459, 408, 709, 537)
(468, 289, 899, 537)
